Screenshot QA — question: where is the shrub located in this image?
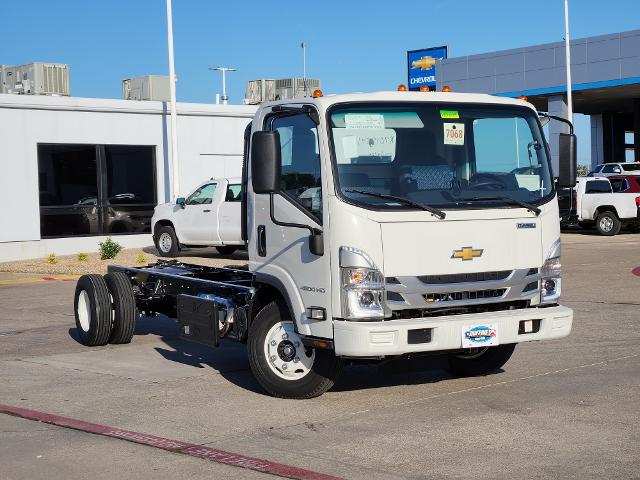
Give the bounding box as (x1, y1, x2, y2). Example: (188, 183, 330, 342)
(47, 253, 58, 264)
(78, 252, 88, 262)
(136, 253, 147, 264)
(99, 237, 123, 260)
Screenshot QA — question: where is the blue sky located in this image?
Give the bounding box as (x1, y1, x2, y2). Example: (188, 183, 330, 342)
(3, 0, 639, 164)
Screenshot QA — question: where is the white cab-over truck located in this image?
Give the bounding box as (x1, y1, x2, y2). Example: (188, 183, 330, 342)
(72, 91, 576, 399)
(152, 177, 243, 256)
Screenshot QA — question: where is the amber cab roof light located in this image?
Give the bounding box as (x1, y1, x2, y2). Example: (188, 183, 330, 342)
(397, 84, 408, 91)
(441, 85, 452, 92)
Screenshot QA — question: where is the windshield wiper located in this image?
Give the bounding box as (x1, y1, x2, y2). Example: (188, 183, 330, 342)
(458, 195, 541, 216)
(346, 190, 446, 219)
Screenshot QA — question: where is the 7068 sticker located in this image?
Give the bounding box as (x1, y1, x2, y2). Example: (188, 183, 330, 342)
(443, 122, 465, 145)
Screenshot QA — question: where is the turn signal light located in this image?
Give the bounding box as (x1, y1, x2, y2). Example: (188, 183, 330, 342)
(397, 84, 408, 91)
(518, 95, 528, 101)
(442, 85, 452, 92)
(312, 89, 323, 98)
(419, 85, 429, 92)
(635, 196, 640, 207)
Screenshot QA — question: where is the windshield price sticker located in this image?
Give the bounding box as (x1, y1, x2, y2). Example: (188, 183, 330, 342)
(440, 110, 459, 119)
(443, 122, 465, 145)
(344, 113, 385, 129)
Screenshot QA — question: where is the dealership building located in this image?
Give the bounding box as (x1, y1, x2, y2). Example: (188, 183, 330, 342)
(434, 28, 640, 173)
(0, 94, 255, 261)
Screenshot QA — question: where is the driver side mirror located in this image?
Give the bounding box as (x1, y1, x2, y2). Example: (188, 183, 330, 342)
(558, 133, 577, 188)
(309, 229, 324, 256)
(176, 197, 186, 209)
(251, 131, 281, 194)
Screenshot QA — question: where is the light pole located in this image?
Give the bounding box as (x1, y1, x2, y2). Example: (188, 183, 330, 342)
(564, 0, 573, 124)
(209, 67, 236, 105)
(166, 0, 180, 199)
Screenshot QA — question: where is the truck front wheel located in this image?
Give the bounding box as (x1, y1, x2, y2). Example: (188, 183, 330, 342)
(248, 301, 342, 399)
(155, 225, 180, 257)
(447, 344, 516, 377)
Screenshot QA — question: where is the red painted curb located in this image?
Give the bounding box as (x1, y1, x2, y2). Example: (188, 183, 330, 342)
(0, 404, 344, 480)
(632, 266, 640, 277)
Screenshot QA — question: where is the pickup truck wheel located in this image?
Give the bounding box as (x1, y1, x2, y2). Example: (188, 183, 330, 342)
(248, 301, 342, 399)
(104, 272, 137, 344)
(74, 274, 113, 346)
(595, 212, 621, 236)
(216, 246, 237, 255)
(447, 344, 516, 377)
(155, 226, 180, 257)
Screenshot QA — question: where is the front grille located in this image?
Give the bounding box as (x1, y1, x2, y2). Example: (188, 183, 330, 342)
(418, 270, 512, 284)
(423, 288, 506, 303)
(390, 300, 530, 320)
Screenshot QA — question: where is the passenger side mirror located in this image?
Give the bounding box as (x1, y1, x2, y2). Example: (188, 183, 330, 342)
(176, 197, 186, 208)
(251, 131, 281, 194)
(558, 133, 577, 188)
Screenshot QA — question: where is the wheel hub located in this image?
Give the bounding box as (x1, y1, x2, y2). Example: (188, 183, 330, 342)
(600, 217, 613, 232)
(159, 232, 172, 252)
(263, 321, 314, 380)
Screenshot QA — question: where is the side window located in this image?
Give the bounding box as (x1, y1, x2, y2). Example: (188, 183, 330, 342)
(602, 165, 617, 174)
(610, 179, 628, 192)
(271, 113, 322, 221)
(585, 180, 612, 194)
(187, 183, 216, 205)
(226, 184, 241, 202)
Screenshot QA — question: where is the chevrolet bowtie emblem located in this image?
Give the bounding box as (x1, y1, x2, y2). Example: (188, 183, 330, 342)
(451, 247, 483, 261)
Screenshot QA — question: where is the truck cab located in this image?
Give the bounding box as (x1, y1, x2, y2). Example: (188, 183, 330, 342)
(243, 91, 575, 397)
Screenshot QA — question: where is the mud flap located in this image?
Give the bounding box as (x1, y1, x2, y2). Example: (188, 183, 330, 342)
(177, 294, 221, 347)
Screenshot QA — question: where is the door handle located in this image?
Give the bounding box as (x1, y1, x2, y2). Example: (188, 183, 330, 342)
(203, 209, 211, 212)
(257, 225, 266, 257)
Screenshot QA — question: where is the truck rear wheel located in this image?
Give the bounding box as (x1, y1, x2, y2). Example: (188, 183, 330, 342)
(248, 301, 342, 399)
(447, 344, 516, 377)
(74, 274, 113, 346)
(155, 225, 180, 257)
(595, 211, 621, 236)
(104, 272, 137, 344)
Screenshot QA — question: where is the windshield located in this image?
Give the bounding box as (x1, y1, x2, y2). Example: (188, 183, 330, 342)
(328, 102, 553, 211)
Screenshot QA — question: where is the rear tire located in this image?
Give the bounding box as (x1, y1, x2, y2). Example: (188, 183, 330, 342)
(104, 272, 137, 344)
(595, 211, 621, 236)
(216, 246, 237, 255)
(155, 225, 180, 257)
(74, 274, 113, 346)
(248, 301, 342, 399)
(447, 344, 516, 377)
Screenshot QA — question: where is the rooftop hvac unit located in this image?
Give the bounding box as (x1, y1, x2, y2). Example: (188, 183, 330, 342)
(244, 79, 276, 105)
(122, 76, 170, 101)
(274, 78, 321, 100)
(0, 63, 70, 96)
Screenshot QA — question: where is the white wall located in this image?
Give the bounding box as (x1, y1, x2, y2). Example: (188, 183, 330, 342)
(0, 94, 255, 261)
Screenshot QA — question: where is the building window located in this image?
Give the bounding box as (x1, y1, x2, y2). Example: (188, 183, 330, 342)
(38, 144, 156, 238)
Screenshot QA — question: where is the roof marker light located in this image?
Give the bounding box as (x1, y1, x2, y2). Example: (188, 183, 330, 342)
(312, 89, 323, 98)
(419, 85, 429, 92)
(442, 85, 452, 92)
(397, 84, 408, 91)
(518, 95, 528, 101)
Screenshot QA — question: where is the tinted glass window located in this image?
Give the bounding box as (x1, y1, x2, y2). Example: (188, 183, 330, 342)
(621, 163, 640, 172)
(105, 146, 155, 204)
(610, 178, 629, 192)
(38, 145, 98, 206)
(187, 183, 216, 205)
(585, 180, 612, 194)
(602, 165, 620, 173)
(226, 184, 241, 202)
(272, 113, 322, 221)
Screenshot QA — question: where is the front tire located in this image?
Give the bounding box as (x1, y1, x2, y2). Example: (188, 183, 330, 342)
(74, 274, 113, 346)
(447, 344, 516, 377)
(595, 211, 621, 236)
(248, 301, 342, 399)
(155, 225, 180, 257)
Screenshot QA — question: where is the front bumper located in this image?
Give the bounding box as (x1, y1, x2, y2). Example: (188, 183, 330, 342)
(333, 305, 573, 357)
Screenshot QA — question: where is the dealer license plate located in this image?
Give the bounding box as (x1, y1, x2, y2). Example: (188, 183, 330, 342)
(461, 324, 499, 349)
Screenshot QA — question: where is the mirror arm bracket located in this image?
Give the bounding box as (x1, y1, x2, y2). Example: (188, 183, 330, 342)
(538, 113, 574, 134)
(269, 193, 321, 236)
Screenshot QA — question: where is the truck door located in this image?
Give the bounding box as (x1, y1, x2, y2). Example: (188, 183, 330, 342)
(217, 182, 242, 243)
(251, 110, 332, 338)
(178, 182, 218, 244)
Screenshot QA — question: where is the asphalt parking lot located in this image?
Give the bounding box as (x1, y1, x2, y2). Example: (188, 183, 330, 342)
(1, 232, 639, 480)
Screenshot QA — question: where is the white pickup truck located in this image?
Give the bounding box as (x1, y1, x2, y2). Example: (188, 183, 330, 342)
(151, 177, 243, 256)
(574, 176, 640, 235)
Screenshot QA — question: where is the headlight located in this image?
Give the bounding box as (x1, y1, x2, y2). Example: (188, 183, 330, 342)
(339, 247, 386, 320)
(541, 239, 561, 304)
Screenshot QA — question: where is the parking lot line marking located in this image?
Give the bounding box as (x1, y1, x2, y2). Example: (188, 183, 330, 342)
(0, 275, 79, 286)
(0, 404, 345, 480)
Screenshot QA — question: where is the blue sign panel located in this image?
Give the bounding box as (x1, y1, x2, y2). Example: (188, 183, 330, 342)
(407, 46, 448, 91)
